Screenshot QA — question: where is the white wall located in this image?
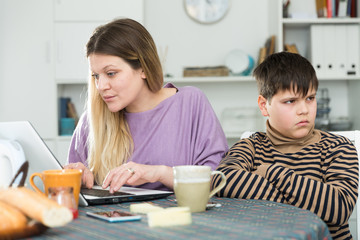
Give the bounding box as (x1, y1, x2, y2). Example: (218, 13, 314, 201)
(143, 0, 270, 77)
(0, 0, 354, 134)
(142, 0, 350, 122)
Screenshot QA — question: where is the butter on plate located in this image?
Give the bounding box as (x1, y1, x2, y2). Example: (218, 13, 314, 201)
(130, 203, 164, 214)
(147, 207, 192, 228)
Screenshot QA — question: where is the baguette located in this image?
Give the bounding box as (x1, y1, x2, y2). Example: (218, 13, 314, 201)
(0, 187, 72, 228)
(0, 201, 27, 236)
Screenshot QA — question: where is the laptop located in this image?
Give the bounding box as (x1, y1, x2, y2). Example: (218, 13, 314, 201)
(0, 121, 173, 206)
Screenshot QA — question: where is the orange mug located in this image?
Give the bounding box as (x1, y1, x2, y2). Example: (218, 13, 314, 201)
(29, 169, 82, 206)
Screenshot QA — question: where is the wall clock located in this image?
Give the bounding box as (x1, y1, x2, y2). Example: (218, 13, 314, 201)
(184, 0, 230, 24)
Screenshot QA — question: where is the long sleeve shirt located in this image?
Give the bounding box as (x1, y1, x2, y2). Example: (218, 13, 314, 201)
(68, 83, 228, 190)
(211, 131, 358, 240)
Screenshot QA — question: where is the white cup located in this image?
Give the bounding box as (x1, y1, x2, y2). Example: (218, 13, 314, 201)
(173, 165, 226, 213)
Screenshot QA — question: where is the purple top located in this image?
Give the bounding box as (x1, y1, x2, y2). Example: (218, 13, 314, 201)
(68, 83, 228, 190)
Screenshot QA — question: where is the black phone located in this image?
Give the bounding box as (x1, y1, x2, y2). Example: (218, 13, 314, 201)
(86, 210, 141, 222)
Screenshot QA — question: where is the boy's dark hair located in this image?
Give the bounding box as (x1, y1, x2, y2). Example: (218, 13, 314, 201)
(253, 51, 318, 101)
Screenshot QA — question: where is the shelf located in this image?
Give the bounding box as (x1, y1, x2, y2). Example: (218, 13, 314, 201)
(165, 76, 255, 83)
(56, 79, 87, 84)
(282, 17, 360, 27)
(318, 76, 360, 81)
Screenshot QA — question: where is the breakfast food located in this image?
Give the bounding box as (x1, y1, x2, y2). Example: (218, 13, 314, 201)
(130, 203, 164, 214)
(147, 207, 192, 227)
(0, 187, 73, 228)
(0, 201, 27, 236)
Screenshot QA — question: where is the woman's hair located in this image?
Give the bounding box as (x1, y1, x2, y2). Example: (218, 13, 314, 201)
(253, 51, 318, 101)
(85, 18, 163, 184)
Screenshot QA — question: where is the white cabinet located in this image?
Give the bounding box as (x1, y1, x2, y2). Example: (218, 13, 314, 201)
(54, 0, 144, 22)
(55, 23, 99, 82)
(0, 0, 56, 139)
(54, 0, 144, 82)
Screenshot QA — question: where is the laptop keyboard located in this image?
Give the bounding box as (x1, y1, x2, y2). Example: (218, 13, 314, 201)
(81, 188, 134, 197)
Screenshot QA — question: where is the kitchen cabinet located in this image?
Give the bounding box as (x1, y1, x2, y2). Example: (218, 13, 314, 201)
(0, 0, 56, 140)
(54, 0, 144, 82)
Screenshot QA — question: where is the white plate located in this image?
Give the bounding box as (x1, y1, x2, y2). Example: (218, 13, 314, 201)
(225, 49, 254, 76)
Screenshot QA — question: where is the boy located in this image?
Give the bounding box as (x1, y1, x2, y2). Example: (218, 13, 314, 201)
(211, 52, 358, 240)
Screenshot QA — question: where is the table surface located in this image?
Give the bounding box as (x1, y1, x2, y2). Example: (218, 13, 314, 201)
(29, 196, 332, 240)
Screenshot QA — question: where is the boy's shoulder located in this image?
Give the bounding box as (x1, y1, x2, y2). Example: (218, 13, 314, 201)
(246, 131, 267, 140)
(240, 131, 268, 145)
(229, 132, 267, 154)
(318, 130, 354, 147)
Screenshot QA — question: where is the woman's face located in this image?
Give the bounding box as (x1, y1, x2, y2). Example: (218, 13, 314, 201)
(89, 53, 147, 113)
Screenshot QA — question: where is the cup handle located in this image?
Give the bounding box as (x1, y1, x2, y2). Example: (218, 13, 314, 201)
(29, 173, 44, 194)
(209, 170, 226, 199)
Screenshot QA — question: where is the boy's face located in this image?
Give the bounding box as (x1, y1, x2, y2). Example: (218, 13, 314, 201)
(258, 88, 317, 139)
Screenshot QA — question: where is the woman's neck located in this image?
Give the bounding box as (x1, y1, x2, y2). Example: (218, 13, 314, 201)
(125, 86, 176, 113)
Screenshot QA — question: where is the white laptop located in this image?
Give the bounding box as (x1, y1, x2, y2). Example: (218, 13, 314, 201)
(0, 121, 172, 206)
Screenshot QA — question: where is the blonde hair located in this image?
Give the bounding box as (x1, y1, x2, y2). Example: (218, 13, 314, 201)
(86, 18, 163, 184)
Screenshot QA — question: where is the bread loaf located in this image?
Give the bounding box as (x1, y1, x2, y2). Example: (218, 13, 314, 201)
(0, 201, 27, 236)
(0, 187, 72, 228)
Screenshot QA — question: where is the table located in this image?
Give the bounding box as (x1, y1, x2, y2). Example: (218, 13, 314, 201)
(29, 196, 332, 240)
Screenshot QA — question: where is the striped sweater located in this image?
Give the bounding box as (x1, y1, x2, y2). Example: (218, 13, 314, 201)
(211, 131, 358, 240)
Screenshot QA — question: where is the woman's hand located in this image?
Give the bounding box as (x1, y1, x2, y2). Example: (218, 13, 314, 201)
(102, 162, 173, 193)
(64, 162, 94, 189)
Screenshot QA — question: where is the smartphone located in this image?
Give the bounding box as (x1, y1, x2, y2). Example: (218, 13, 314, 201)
(86, 210, 141, 222)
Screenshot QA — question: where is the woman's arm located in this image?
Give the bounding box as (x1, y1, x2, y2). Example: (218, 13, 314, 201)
(190, 88, 229, 169)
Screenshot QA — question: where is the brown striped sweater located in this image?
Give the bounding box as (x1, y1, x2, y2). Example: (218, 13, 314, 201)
(211, 130, 358, 240)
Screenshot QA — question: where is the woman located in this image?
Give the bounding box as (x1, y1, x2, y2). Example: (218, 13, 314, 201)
(65, 18, 228, 192)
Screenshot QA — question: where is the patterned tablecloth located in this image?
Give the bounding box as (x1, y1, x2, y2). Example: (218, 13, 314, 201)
(28, 196, 332, 240)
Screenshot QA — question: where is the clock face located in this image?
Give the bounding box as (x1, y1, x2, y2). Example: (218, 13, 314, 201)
(184, 0, 230, 24)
